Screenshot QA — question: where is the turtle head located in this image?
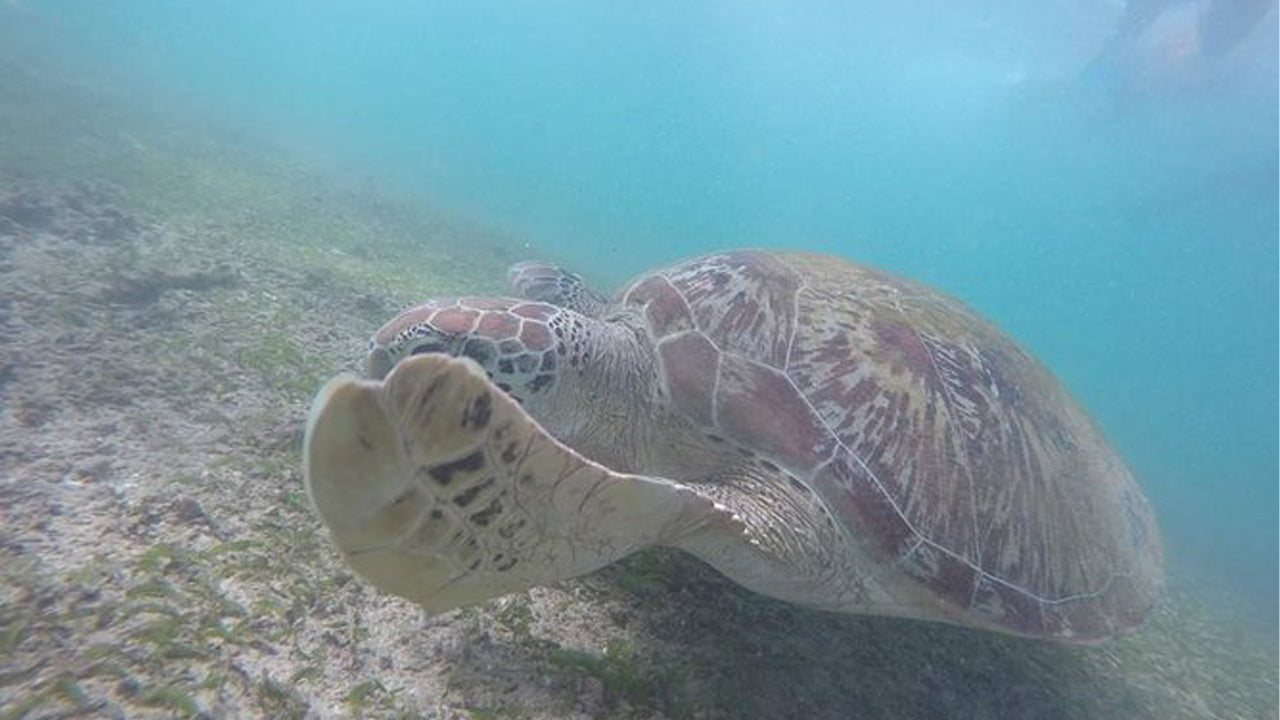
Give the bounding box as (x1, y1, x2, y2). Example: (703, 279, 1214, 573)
(367, 296, 653, 470)
(367, 297, 566, 408)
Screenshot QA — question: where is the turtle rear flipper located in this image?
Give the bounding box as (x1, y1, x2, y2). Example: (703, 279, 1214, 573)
(304, 354, 732, 614)
(507, 261, 608, 317)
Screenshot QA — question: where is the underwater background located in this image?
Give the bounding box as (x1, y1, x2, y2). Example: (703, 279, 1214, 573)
(1, 1, 1276, 718)
(52, 0, 1276, 615)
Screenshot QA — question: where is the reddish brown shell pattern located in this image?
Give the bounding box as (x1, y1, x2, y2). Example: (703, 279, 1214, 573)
(619, 250, 1163, 641)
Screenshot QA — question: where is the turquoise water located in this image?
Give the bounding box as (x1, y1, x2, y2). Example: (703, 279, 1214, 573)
(45, 1, 1278, 616)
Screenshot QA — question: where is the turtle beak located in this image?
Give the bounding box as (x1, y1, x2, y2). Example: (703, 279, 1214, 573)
(366, 346, 395, 380)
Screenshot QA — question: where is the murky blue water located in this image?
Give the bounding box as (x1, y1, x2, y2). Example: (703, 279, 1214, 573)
(44, 1, 1278, 618)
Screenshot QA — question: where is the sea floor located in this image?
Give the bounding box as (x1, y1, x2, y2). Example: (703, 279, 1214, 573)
(1, 25, 1277, 720)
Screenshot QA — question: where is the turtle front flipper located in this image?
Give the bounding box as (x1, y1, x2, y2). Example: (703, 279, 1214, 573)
(507, 261, 608, 317)
(304, 354, 734, 614)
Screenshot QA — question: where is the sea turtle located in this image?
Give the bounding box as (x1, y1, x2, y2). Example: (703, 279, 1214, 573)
(304, 250, 1162, 642)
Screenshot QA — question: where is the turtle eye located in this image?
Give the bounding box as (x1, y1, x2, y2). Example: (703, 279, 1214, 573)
(460, 338, 497, 366)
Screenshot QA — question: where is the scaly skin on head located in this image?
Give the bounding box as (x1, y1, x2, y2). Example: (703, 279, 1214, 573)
(367, 296, 656, 472)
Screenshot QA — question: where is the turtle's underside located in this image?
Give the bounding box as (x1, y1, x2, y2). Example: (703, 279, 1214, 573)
(305, 250, 1163, 643)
